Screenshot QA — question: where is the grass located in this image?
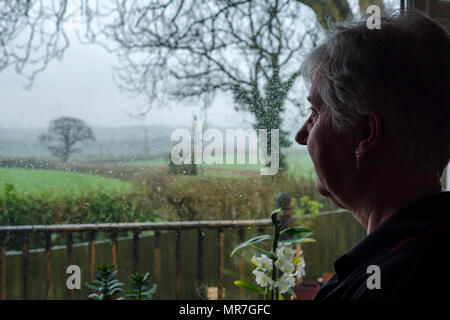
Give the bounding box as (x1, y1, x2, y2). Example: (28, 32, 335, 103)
(0, 149, 316, 199)
(121, 152, 316, 179)
(122, 159, 168, 167)
(0, 168, 134, 199)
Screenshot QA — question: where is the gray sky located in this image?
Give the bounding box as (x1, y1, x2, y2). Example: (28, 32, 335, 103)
(0, 0, 399, 131)
(0, 26, 247, 130)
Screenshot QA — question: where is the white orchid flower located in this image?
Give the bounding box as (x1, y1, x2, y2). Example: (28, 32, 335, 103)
(276, 244, 296, 260)
(252, 269, 274, 288)
(252, 254, 273, 272)
(274, 256, 295, 274)
(275, 274, 296, 294)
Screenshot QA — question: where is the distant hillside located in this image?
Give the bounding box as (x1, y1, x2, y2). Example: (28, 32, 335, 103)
(0, 125, 175, 160)
(0, 124, 307, 161)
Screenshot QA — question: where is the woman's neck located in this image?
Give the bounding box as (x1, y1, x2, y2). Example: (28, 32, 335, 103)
(354, 169, 442, 235)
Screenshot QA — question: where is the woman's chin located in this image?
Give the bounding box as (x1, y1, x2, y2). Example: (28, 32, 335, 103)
(316, 179, 346, 209)
(316, 177, 331, 197)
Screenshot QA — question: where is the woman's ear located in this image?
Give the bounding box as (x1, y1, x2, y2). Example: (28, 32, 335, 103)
(355, 112, 383, 158)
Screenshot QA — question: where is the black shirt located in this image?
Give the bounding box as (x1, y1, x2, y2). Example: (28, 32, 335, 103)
(314, 191, 450, 300)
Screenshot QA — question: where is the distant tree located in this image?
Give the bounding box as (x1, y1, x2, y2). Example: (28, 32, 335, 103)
(79, 0, 386, 172)
(2, 0, 387, 171)
(39, 116, 95, 162)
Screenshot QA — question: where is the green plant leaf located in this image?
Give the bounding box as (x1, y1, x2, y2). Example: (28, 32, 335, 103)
(88, 293, 103, 300)
(278, 238, 316, 245)
(233, 280, 265, 295)
(280, 227, 315, 239)
(126, 272, 157, 300)
(143, 286, 157, 296)
(85, 282, 101, 290)
(111, 288, 123, 295)
(230, 235, 273, 257)
(85, 263, 124, 300)
(109, 282, 124, 290)
(249, 245, 274, 259)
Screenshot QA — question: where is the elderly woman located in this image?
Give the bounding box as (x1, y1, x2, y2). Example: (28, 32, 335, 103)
(296, 10, 450, 300)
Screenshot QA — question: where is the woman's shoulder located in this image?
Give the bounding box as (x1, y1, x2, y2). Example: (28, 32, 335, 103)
(392, 229, 450, 299)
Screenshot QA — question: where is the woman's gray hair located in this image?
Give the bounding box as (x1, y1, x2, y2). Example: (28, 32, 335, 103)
(301, 10, 450, 174)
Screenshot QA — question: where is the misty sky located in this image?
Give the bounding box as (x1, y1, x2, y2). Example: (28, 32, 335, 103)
(0, 26, 247, 130)
(0, 0, 399, 131)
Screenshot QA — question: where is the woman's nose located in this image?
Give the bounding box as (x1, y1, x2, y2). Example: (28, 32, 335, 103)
(295, 121, 309, 145)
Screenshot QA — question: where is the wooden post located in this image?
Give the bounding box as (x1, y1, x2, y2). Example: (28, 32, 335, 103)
(22, 232, 29, 300)
(0, 235, 6, 300)
(67, 233, 74, 300)
(111, 232, 118, 268)
(133, 232, 139, 274)
(45, 232, 52, 300)
(175, 229, 182, 300)
(88, 232, 96, 281)
(196, 229, 205, 300)
(154, 231, 161, 299)
(238, 228, 245, 300)
(218, 229, 225, 300)
(296, 244, 303, 285)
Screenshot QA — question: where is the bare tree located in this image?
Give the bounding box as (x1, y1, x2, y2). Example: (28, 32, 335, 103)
(0, 0, 386, 86)
(39, 116, 95, 162)
(82, 0, 325, 170)
(80, 0, 386, 170)
(0, 0, 75, 88)
(1, 0, 387, 170)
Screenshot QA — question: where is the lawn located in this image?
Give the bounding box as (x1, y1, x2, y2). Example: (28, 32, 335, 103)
(122, 153, 316, 179)
(0, 151, 316, 199)
(122, 159, 168, 167)
(0, 168, 134, 198)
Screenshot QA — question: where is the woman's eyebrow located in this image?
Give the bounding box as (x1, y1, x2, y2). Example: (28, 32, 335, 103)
(307, 93, 324, 109)
(307, 96, 317, 108)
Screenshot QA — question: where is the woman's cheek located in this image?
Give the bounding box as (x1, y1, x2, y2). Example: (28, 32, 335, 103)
(305, 124, 315, 156)
(306, 125, 320, 168)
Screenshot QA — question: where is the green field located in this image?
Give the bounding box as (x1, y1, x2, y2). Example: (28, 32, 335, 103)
(123, 153, 316, 178)
(0, 151, 316, 198)
(0, 168, 133, 198)
(123, 159, 168, 167)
